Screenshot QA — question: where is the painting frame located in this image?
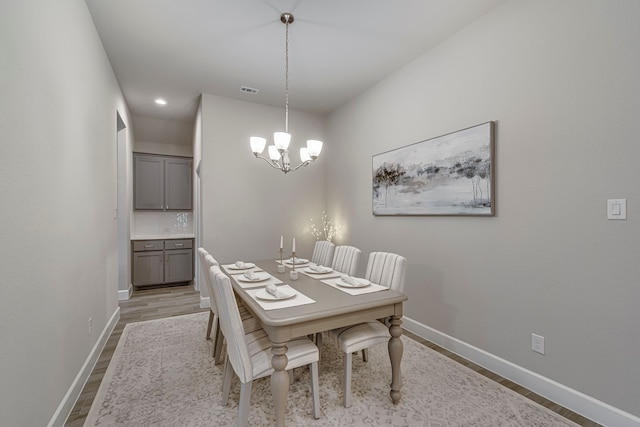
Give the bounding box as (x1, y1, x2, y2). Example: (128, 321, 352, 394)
(372, 121, 495, 216)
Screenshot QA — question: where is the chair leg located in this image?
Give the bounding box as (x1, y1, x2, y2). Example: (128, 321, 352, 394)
(222, 356, 233, 406)
(237, 381, 253, 427)
(206, 310, 214, 340)
(362, 348, 368, 362)
(211, 316, 220, 352)
(310, 361, 321, 419)
(288, 369, 294, 385)
(343, 351, 353, 408)
(214, 322, 225, 365)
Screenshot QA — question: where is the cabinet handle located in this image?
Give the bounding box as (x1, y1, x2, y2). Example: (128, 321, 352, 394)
(144, 244, 154, 248)
(174, 243, 184, 247)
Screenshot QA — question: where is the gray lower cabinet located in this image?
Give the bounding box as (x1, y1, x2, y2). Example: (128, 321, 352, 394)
(132, 239, 193, 287)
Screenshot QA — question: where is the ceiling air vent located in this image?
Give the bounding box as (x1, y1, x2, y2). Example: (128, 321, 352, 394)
(240, 86, 259, 95)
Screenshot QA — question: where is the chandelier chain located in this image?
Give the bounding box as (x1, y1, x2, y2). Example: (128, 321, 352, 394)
(284, 14, 290, 133)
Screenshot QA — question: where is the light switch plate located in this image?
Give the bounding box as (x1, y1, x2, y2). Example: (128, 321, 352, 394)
(607, 199, 627, 220)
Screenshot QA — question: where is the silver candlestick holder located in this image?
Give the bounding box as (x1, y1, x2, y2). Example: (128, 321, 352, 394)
(277, 248, 285, 274)
(289, 251, 298, 280)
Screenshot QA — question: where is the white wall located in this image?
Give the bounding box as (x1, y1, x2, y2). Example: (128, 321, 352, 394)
(0, 1, 133, 425)
(132, 114, 193, 147)
(326, 0, 640, 421)
(133, 140, 192, 157)
(199, 94, 326, 265)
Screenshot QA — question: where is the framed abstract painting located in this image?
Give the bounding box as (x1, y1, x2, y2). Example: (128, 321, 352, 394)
(372, 121, 495, 216)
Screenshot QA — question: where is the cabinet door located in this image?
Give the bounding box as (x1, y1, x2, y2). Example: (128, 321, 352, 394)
(164, 157, 192, 210)
(164, 249, 193, 283)
(134, 154, 164, 210)
(132, 251, 164, 286)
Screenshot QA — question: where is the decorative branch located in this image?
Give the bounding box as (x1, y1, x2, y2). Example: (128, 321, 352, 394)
(309, 211, 337, 242)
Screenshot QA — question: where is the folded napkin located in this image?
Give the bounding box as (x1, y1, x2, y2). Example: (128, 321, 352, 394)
(235, 261, 247, 268)
(341, 275, 363, 286)
(266, 284, 286, 299)
(243, 271, 258, 280)
(310, 264, 332, 274)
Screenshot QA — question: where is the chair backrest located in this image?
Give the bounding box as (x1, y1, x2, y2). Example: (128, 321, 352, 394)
(197, 247, 209, 281)
(310, 240, 335, 267)
(198, 247, 219, 313)
(331, 245, 361, 276)
(209, 265, 254, 384)
(198, 247, 210, 293)
(364, 252, 407, 292)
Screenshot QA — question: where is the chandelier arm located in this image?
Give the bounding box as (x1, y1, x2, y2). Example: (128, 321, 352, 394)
(254, 154, 285, 170)
(291, 160, 313, 171)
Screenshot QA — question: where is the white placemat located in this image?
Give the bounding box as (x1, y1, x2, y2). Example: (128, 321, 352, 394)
(321, 277, 389, 295)
(231, 272, 283, 289)
(246, 285, 315, 310)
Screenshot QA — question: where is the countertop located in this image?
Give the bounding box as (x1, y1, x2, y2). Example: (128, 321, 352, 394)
(131, 234, 195, 240)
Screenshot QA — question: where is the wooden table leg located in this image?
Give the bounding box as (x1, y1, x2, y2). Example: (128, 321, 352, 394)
(388, 315, 404, 404)
(271, 342, 289, 427)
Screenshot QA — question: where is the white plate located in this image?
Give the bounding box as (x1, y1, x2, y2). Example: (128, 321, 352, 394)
(337, 278, 370, 288)
(304, 267, 333, 274)
(228, 262, 255, 270)
(285, 258, 308, 265)
(237, 273, 269, 283)
(255, 288, 297, 301)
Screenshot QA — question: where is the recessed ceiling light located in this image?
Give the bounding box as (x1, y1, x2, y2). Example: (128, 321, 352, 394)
(155, 98, 167, 105)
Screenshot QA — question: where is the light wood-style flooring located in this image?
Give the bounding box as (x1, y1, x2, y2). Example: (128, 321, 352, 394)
(65, 284, 601, 426)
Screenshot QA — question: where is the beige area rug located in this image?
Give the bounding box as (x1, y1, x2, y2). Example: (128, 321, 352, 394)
(85, 312, 577, 426)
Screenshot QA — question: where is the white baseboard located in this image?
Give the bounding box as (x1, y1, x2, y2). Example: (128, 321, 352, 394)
(48, 307, 120, 427)
(402, 317, 640, 427)
(200, 295, 211, 309)
(118, 285, 132, 300)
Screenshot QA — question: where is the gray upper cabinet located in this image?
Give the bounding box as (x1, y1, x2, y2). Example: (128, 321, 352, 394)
(134, 153, 192, 211)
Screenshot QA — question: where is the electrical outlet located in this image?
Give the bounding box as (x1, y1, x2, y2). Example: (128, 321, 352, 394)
(88, 317, 93, 336)
(531, 333, 545, 354)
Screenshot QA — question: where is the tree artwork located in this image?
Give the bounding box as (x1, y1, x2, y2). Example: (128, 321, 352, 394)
(372, 122, 494, 216)
(373, 163, 406, 207)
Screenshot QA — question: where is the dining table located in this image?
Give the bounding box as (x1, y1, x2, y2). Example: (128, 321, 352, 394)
(221, 257, 408, 427)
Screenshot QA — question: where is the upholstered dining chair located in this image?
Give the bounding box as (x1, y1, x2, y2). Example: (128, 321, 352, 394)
(329, 251, 407, 407)
(310, 240, 335, 267)
(199, 250, 255, 365)
(312, 245, 362, 348)
(197, 247, 218, 342)
(209, 266, 321, 426)
(330, 245, 361, 276)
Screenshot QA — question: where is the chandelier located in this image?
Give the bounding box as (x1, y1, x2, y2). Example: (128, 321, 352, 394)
(250, 13, 323, 174)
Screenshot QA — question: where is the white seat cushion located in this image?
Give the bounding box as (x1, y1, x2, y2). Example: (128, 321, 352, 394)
(331, 320, 390, 354)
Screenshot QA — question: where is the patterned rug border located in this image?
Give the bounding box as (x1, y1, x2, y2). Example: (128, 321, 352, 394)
(85, 312, 579, 426)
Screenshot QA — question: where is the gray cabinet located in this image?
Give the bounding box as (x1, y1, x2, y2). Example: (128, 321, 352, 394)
(134, 153, 192, 211)
(132, 239, 193, 287)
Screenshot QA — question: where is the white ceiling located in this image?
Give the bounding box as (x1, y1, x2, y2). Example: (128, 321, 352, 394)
(86, 0, 506, 124)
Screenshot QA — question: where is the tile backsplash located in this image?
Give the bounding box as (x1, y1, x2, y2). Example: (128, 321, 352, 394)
(132, 211, 193, 237)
